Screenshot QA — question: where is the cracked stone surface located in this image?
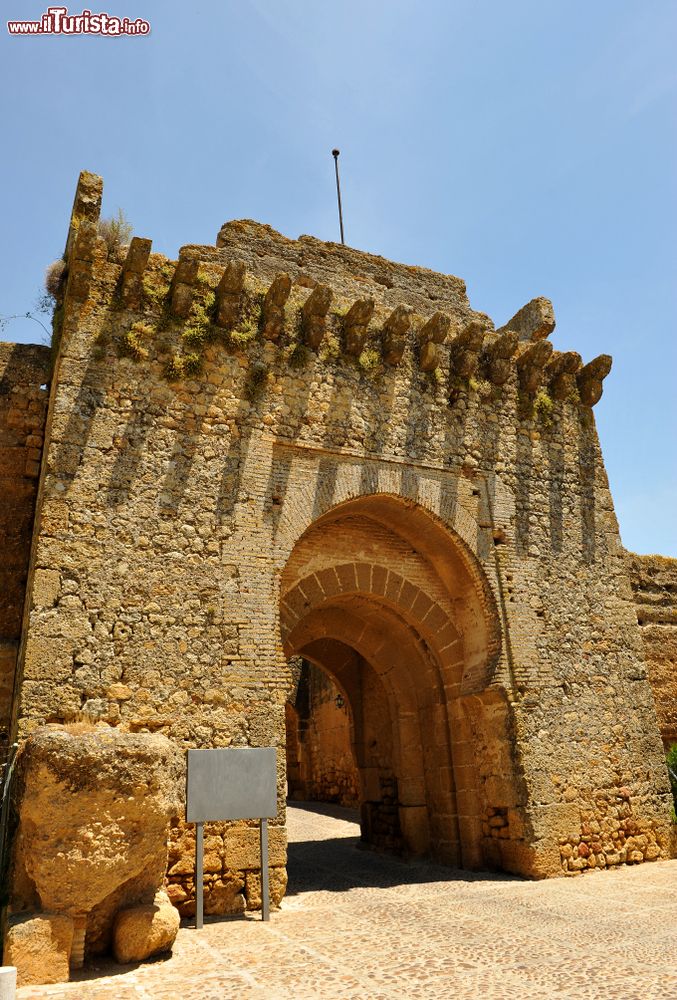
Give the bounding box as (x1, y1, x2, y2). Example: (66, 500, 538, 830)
(17, 802, 677, 999)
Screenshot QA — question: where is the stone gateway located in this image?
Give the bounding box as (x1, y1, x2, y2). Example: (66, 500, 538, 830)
(1, 172, 675, 952)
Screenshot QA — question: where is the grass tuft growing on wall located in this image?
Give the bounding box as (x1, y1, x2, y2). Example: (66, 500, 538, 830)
(534, 388, 555, 426)
(119, 322, 154, 361)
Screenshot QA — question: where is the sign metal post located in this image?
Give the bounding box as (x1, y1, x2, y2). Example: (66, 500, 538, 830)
(260, 817, 270, 922)
(186, 748, 277, 929)
(195, 821, 204, 929)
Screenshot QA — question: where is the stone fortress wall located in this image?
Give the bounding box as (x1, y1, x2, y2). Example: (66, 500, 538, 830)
(0, 344, 50, 764)
(1, 172, 675, 925)
(628, 554, 677, 749)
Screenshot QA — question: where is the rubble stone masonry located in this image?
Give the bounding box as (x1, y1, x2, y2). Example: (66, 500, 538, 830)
(628, 553, 677, 749)
(1, 172, 674, 917)
(0, 343, 50, 763)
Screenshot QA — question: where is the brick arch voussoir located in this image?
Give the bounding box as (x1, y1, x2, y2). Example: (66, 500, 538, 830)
(278, 480, 488, 576)
(280, 561, 466, 688)
(276, 489, 501, 692)
(285, 605, 433, 787)
(285, 605, 423, 714)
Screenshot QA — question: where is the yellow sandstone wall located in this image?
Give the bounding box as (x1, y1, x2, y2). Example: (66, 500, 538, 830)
(0, 343, 50, 763)
(628, 553, 677, 749)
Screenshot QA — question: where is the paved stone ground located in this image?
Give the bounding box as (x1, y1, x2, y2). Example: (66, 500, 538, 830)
(17, 802, 677, 999)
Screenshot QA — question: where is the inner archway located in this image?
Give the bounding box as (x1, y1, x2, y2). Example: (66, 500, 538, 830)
(280, 494, 504, 869)
(285, 658, 360, 810)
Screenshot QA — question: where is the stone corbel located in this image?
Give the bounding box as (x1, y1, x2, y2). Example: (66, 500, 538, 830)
(262, 272, 292, 342)
(517, 340, 554, 394)
(418, 310, 450, 371)
(302, 283, 333, 349)
(577, 355, 612, 406)
(382, 305, 413, 366)
(120, 238, 152, 309)
(484, 330, 519, 385)
(449, 320, 485, 378)
(215, 260, 246, 328)
(496, 297, 555, 342)
(343, 298, 375, 356)
(546, 351, 582, 400)
(170, 252, 200, 319)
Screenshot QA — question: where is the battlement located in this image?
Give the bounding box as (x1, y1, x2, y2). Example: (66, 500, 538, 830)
(56, 171, 612, 410)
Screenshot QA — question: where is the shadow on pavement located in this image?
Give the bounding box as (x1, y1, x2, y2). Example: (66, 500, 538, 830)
(72, 951, 171, 982)
(286, 801, 520, 896)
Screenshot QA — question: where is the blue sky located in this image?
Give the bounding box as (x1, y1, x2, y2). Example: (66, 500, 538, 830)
(2, 0, 675, 554)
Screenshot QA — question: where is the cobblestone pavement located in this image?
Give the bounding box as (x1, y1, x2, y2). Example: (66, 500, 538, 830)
(17, 802, 677, 999)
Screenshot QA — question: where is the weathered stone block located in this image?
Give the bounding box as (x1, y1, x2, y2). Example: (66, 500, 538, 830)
(8, 726, 184, 953)
(244, 866, 287, 909)
(23, 637, 73, 683)
(3, 912, 74, 987)
(223, 825, 286, 870)
(497, 297, 555, 341)
(204, 874, 246, 916)
(112, 890, 180, 964)
(398, 805, 430, 855)
(32, 569, 60, 608)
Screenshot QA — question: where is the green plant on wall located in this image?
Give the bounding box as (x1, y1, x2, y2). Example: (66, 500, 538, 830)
(225, 319, 258, 347)
(142, 262, 175, 311)
(449, 374, 481, 403)
(165, 352, 201, 380)
(182, 292, 217, 349)
(534, 388, 555, 426)
(468, 375, 492, 395)
(98, 209, 133, 255)
(516, 386, 555, 425)
(424, 366, 445, 390)
(113, 262, 271, 383)
(281, 305, 308, 368)
(221, 290, 264, 350)
(120, 322, 154, 361)
(357, 347, 381, 372)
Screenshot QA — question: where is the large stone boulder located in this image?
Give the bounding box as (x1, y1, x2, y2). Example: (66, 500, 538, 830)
(3, 912, 74, 987)
(112, 889, 180, 964)
(6, 724, 184, 974)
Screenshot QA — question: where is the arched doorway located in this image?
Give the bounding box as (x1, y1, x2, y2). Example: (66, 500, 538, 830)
(285, 659, 360, 808)
(280, 494, 503, 868)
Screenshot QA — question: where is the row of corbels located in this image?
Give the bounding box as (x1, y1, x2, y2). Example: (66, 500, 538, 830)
(119, 242, 612, 405)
